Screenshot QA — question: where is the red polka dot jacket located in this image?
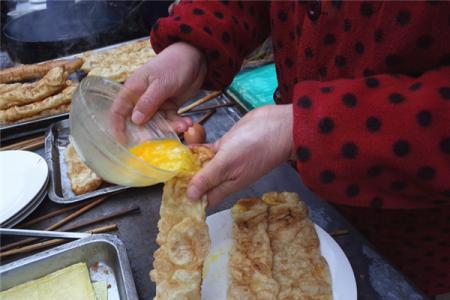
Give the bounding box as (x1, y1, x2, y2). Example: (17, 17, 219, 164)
(151, 1, 450, 209)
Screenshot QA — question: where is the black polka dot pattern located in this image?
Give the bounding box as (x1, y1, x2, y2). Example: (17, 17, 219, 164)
(342, 93, 357, 107)
(335, 55, 346, 67)
(439, 87, 450, 100)
(320, 86, 333, 93)
(365, 77, 380, 88)
(304, 47, 314, 58)
(355, 42, 364, 54)
(297, 146, 311, 162)
(366, 116, 382, 132)
(342, 142, 358, 159)
(393, 140, 411, 157)
(222, 32, 230, 43)
(343, 19, 352, 32)
(298, 96, 311, 108)
(389, 92, 405, 104)
(324, 33, 336, 45)
(318, 67, 327, 77)
(346, 184, 360, 197)
(409, 82, 422, 91)
(396, 10, 411, 26)
(417, 166, 436, 180)
(374, 29, 383, 43)
(360, 2, 373, 17)
(440, 137, 450, 154)
(192, 8, 204, 15)
(213, 11, 224, 19)
(320, 170, 336, 184)
(318, 117, 335, 134)
(278, 10, 287, 22)
(180, 24, 192, 34)
(203, 26, 212, 35)
(416, 110, 432, 127)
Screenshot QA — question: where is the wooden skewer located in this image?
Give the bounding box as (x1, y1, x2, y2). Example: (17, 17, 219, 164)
(18, 139, 45, 151)
(0, 135, 45, 151)
(181, 102, 235, 114)
(0, 224, 118, 258)
(177, 91, 222, 114)
(1, 196, 108, 251)
(18, 201, 89, 228)
(196, 109, 215, 125)
(329, 229, 349, 237)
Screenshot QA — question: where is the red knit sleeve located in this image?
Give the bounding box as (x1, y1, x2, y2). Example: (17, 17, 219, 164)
(293, 67, 450, 209)
(150, 1, 270, 91)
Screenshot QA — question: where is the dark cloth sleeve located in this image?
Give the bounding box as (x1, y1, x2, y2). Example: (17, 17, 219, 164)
(150, 0, 270, 90)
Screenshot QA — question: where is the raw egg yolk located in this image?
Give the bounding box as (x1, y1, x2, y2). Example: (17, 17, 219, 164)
(129, 139, 197, 173)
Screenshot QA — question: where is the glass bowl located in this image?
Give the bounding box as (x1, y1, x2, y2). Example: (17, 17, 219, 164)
(70, 76, 180, 187)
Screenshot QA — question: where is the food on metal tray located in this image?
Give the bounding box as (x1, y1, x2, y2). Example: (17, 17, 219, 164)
(150, 146, 213, 300)
(80, 40, 156, 82)
(0, 58, 83, 84)
(262, 192, 332, 300)
(0, 262, 96, 300)
(228, 198, 280, 300)
(0, 67, 69, 110)
(64, 142, 103, 195)
(0, 84, 77, 124)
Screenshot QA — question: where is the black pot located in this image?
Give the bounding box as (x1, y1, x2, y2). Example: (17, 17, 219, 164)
(3, 1, 152, 64)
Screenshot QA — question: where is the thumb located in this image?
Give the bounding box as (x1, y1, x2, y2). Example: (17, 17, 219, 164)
(131, 78, 173, 124)
(186, 155, 227, 201)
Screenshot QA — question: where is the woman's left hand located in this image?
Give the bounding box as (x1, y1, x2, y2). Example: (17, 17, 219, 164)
(187, 104, 295, 207)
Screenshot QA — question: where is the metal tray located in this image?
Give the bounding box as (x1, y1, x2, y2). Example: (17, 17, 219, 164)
(45, 119, 129, 204)
(0, 234, 138, 300)
(0, 37, 148, 142)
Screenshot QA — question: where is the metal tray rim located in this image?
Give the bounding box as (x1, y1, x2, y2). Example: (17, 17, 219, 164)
(0, 234, 138, 299)
(44, 120, 130, 204)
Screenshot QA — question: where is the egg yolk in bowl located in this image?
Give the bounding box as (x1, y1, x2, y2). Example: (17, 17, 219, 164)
(129, 139, 198, 174)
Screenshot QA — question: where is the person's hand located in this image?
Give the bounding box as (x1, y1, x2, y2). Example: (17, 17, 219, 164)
(110, 42, 207, 137)
(187, 104, 295, 207)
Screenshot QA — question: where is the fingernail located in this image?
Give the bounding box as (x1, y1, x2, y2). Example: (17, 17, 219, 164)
(187, 185, 201, 201)
(132, 111, 145, 124)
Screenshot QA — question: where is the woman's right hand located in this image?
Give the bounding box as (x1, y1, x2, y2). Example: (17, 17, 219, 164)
(110, 41, 207, 134)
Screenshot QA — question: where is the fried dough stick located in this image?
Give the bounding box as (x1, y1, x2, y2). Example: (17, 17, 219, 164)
(0, 58, 83, 84)
(150, 146, 213, 300)
(0, 84, 77, 123)
(0, 67, 68, 110)
(228, 198, 279, 300)
(262, 192, 332, 300)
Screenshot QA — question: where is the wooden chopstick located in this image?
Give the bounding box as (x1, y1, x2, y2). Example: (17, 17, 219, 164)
(0, 135, 45, 151)
(0, 224, 118, 258)
(18, 202, 89, 228)
(196, 110, 215, 125)
(181, 102, 235, 114)
(329, 229, 349, 237)
(177, 91, 222, 114)
(1, 196, 108, 251)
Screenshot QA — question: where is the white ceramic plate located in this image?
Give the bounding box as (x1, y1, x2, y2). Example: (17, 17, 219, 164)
(1, 175, 48, 228)
(0, 151, 49, 225)
(202, 209, 357, 300)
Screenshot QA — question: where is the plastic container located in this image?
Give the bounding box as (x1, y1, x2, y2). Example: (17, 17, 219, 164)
(70, 76, 180, 187)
